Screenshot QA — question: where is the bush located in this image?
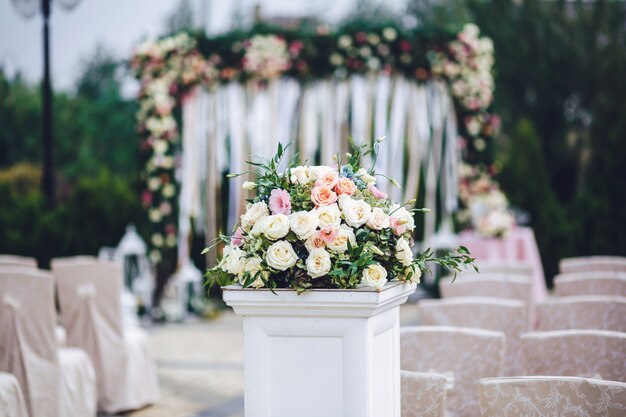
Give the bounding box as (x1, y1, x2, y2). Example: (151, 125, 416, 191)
(0, 165, 143, 268)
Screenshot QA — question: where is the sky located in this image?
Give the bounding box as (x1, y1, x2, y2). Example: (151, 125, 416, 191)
(0, 0, 406, 92)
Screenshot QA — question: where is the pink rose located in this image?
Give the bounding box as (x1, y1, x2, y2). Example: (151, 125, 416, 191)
(390, 217, 407, 236)
(335, 178, 357, 196)
(369, 185, 388, 200)
(231, 227, 245, 247)
(311, 186, 338, 207)
(318, 226, 339, 244)
(269, 188, 292, 215)
(316, 171, 339, 188)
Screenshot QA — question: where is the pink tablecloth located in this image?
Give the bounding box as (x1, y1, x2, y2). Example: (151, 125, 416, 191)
(458, 227, 548, 302)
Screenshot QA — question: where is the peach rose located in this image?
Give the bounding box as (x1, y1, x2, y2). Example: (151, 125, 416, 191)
(318, 226, 339, 244)
(311, 186, 338, 207)
(335, 178, 357, 195)
(315, 171, 339, 188)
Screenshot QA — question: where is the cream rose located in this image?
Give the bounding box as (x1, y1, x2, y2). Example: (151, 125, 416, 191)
(342, 199, 372, 228)
(239, 257, 268, 288)
(220, 244, 246, 276)
(263, 214, 290, 240)
(404, 265, 422, 284)
(241, 202, 269, 231)
(327, 225, 356, 253)
(395, 237, 414, 266)
(306, 248, 332, 278)
(337, 194, 352, 210)
(290, 210, 319, 240)
(305, 234, 326, 252)
(266, 240, 298, 271)
(366, 207, 390, 230)
(361, 263, 388, 290)
(308, 165, 335, 181)
(316, 204, 341, 228)
(289, 166, 310, 184)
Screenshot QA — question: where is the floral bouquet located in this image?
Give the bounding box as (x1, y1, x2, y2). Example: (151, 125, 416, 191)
(204, 140, 475, 292)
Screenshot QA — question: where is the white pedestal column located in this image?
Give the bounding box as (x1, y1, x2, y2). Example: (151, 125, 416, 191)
(223, 281, 416, 417)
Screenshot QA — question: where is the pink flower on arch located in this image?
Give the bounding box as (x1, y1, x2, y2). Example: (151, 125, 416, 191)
(269, 188, 292, 215)
(368, 185, 388, 200)
(231, 227, 245, 247)
(318, 226, 339, 244)
(390, 217, 407, 236)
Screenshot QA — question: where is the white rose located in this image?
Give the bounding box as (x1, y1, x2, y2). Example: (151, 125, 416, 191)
(390, 205, 415, 231)
(266, 241, 298, 271)
(337, 194, 352, 210)
(220, 245, 246, 276)
(290, 211, 319, 240)
(342, 199, 372, 228)
(355, 168, 376, 185)
(306, 248, 332, 278)
(316, 204, 341, 228)
(305, 234, 327, 252)
(241, 202, 269, 231)
(404, 265, 422, 284)
(395, 237, 414, 266)
(263, 214, 290, 240)
(308, 165, 335, 181)
(361, 263, 388, 290)
(366, 207, 390, 230)
(239, 257, 268, 288)
(327, 225, 356, 253)
(290, 166, 310, 184)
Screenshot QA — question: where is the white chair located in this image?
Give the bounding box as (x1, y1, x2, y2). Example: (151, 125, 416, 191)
(419, 297, 528, 375)
(0, 372, 29, 417)
(0, 255, 37, 268)
(0, 268, 96, 417)
(401, 326, 505, 417)
(522, 330, 626, 382)
(52, 257, 159, 413)
(401, 370, 447, 417)
(554, 272, 626, 296)
(476, 376, 626, 417)
(536, 295, 626, 332)
(560, 256, 626, 274)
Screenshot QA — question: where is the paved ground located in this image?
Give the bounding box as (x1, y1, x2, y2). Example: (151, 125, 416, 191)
(126, 302, 421, 417)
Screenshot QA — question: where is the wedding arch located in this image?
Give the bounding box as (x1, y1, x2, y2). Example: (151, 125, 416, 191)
(131, 23, 499, 269)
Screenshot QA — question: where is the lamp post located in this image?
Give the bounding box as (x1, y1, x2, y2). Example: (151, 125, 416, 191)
(10, 0, 82, 207)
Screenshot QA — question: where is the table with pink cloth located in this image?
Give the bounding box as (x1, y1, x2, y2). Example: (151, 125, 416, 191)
(458, 227, 548, 302)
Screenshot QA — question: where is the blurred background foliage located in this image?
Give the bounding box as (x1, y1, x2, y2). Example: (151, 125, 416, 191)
(1, 0, 625, 284)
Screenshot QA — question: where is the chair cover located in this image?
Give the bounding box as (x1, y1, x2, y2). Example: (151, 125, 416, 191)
(554, 272, 626, 297)
(522, 330, 626, 382)
(419, 297, 528, 375)
(59, 348, 97, 417)
(52, 257, 159, 413)
(0, 255, 37, 268)
(536, 296, 626, 332)
(0, 269, 96, 417)
(477, 376, 626, 417)
(560, 256, 626, 274)
(401, 326, 505, 417)
(401, 370, 447, 417)
(0, 372, 29, 417)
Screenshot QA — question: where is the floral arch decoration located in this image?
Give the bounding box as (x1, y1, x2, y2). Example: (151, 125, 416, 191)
(131, 23, 503, 268)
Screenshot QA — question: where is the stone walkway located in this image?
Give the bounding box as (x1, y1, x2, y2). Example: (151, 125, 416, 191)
(126, 303, 421, 417)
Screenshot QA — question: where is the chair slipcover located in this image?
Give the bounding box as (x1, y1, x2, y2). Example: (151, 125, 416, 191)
(554, 272, 626, 297)
(477, 376, 626, 417)
(52, 257, 159, 413)
(0, 269, 96, 417)
(419, 297, 527, 375)
(0, 372, 28, 417)
(0, 255, 37, 268)
(522, 330, 626, 382)
(536, 295, 626, 332)
(401, 326, 505, 417)
(401, 370, 447, 417)
(560, 256, 626, 274)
